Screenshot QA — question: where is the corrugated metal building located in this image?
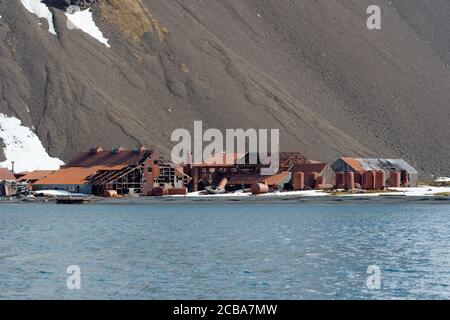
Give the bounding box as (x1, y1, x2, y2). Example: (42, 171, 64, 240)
(0, 168, 16, 197)
(331, 158, 418, 187)
(186, 151, 312, 192)
(33, 147, 189, 196)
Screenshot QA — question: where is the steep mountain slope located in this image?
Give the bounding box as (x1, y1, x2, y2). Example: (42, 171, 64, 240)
(0, 0, 449, 175)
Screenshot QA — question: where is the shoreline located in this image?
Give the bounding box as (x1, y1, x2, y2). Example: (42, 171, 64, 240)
(1, 186, 449, 205)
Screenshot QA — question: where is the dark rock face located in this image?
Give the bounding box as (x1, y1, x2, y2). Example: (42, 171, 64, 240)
(69, 0, 97, 9)
(43, 0, 97, 10)
(1, 0, 450, 176)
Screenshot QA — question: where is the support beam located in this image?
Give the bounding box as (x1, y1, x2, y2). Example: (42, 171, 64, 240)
(192, 167, 199, 192)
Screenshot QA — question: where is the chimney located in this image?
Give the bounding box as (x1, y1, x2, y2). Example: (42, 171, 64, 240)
(11, 161, 15, 174)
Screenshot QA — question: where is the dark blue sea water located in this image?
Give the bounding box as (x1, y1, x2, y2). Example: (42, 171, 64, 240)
(0, 200, 450, 300)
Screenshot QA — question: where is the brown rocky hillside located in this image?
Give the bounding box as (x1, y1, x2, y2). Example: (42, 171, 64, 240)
(0, 0, 449, 175)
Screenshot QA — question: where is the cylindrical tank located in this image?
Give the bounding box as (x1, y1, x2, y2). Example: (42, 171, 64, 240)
(251, 183, 269, 195)
(104, 190, 118, 198)
(375, 171, 386, 190)
(390, 172, 401, 188)
(363, 171, 376, 190)
(401, 170, 409, 187)
(192, 167, 199, 192)
(305, 172, 319, 189)
(354, 172, 363, 186)
(152, 187, 169, 196)
(168, 188, 188, 195)
(335, 172, 345, 189)
(217, 177, 228, 189)
(292, 172, 305, 191)
(344, 171, 355, 190)
(370, 171, 376, 189)
(315, 176, 325, 189)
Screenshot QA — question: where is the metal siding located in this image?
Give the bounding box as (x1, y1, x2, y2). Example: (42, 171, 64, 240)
(332, 158, 418, 187)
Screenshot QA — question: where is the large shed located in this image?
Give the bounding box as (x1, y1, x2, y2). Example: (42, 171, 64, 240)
(331, 158, 419, 187)
(0, 168, 16, 197)
(33, 147, 189, 196)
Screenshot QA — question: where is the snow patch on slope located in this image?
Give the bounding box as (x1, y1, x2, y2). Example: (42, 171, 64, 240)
(20, 0, 56, 35)
(66, 9, 110, 47)
(0, 114, 64, 172)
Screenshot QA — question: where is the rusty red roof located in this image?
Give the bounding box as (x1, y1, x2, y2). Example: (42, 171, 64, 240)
(34, 148, 155, 185)
(279, 152, 311, 168)
(34, 166, 121, 185)
(339, 158, 369, 172)
(289, 163, 328, 174)
(0, 168, 15, 181)
(228, 172, 291, 186)
(18, 170, 55, 182)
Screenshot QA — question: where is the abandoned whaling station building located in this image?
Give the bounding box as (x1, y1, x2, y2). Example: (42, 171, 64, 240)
(2, 146, 420, 197)
(331, 158, 418, 190)
(33, 147, 190, 196)
(0, 168, 17, 197)
(184, 152, 335, 193)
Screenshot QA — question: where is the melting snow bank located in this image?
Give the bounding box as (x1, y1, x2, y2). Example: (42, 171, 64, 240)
(178, 190, 333, 198)
(170, 187, 450, 199)
(65, 9, 110, 47)
(436, 177, 450, 183)
(20, 0, 56, 35)
(0, 114, 64, 172)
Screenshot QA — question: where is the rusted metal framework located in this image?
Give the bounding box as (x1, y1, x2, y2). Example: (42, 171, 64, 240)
(88, 165, 144, 196)
(153, 158, 191, 189)
(187, 151, 312, 192)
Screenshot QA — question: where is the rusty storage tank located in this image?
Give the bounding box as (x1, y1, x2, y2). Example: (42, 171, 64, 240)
(344, 171, 355, 190)
(362, 172, 369, 189)
(390, 171, 401, 187)
(305, 172, 319, 189)
(217, 177, 228, 189)
(104, 190, 118, 198)
(152, 187, 169, 196)
(401, 170, 409, 187)
(292, 172, 305, 190)
(362, 171, 376, 190)
(354, 172, 363, 186)
(375, 171, 386, 190)
(335, 172, 345, 189)
(168, 188, 188, 195)
(315, 176, 325, 189)
(251, 183, 269, 195)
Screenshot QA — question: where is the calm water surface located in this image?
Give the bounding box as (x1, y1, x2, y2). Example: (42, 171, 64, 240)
(0, 201, 450, 299)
